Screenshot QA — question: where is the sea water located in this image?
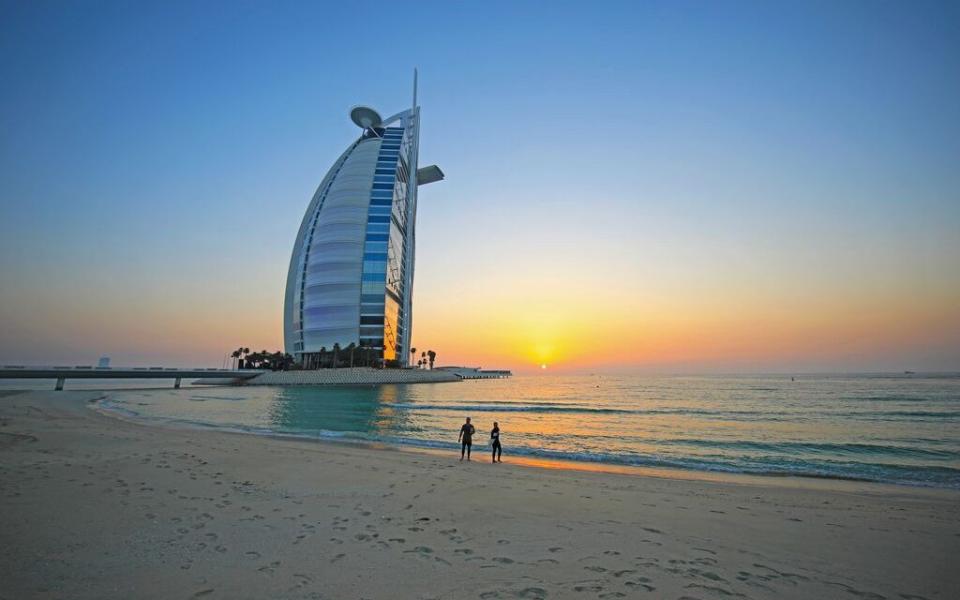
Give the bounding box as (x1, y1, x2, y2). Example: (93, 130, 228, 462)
(95, 374, 960, 488)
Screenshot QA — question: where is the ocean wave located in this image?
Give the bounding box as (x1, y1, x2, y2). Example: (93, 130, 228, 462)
(660, 438, 960, 459)
(870, 410, 960, 419)
(386, 402, 634, 414)
(385, 402, 787, 418)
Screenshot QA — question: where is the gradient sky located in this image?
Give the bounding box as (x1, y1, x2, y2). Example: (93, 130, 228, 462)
(1, 0, 958, 373)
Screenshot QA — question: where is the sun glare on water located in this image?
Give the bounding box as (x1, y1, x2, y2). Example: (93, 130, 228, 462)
(541, 364, 547, 369)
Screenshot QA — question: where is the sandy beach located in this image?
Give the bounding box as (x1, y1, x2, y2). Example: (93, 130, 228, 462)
(1, 389, 957, 600)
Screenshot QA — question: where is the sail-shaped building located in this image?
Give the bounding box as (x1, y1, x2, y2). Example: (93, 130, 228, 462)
(283, 79, 443, 368)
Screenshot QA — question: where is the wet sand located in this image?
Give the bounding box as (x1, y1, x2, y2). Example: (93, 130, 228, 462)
(1, 390, 958, 599)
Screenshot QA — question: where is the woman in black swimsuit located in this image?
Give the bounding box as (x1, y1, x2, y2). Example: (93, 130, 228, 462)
(490, 421, 502, 463)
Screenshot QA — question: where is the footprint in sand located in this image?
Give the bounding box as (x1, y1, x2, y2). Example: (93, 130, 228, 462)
(641, 527, 662, 534)
(245, 551, 261, 559)
(492, 557, 514, 564)
(685, 583, 741, 597)
(624, 578, 655, 592)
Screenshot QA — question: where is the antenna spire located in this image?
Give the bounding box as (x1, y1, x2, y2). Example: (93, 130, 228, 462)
(412, 68, 418, 112)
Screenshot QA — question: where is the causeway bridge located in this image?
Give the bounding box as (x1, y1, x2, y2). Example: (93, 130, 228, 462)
(0, 366, 264, 390)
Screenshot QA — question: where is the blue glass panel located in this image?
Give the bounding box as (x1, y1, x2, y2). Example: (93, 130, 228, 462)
(360, 316, 384, 325)
(367, 215, 390, 223)
(372, 183, 393, 190)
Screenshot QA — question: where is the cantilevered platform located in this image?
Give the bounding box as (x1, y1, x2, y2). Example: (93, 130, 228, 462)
(0, 366, 264, 390)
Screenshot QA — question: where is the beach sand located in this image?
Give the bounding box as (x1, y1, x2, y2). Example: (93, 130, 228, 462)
(1, 390, 957, 599)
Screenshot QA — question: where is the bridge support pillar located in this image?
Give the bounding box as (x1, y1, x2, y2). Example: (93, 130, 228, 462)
(55, 377, 65, 391)
(174, 377, 181, 389)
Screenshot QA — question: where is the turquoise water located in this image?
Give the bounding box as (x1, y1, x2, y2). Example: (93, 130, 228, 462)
(95, 374, 960, 488)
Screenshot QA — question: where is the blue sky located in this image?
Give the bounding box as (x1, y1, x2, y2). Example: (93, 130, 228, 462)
(1, 0, 958, 371)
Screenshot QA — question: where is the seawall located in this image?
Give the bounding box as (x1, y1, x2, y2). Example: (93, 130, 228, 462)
(245, 367, 460, 386)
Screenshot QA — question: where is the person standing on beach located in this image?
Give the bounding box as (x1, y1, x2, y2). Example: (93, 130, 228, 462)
(459, 417, 475, 461)
(490, 421, 502, 463)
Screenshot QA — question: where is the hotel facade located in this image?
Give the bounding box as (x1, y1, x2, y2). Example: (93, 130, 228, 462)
(283, 89, 442, 368)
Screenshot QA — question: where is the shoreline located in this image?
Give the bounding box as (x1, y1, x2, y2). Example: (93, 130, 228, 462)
(2, 390, 958, 599)
(92, 388, 958, 493)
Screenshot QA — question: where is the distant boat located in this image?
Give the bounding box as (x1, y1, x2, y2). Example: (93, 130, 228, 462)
(904, 370, 916, 375)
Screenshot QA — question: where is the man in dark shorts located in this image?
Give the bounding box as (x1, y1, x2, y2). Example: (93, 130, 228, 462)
(490, 421, 502, 463)
(458, 417, 475, 461)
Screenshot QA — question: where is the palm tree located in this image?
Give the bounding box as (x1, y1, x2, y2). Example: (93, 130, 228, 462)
(318, 347, 326, 370)
(333, 343, 341, 369)
(347, 342, 356, 368)
(410, 347, 417, 367)
(427, 350, 436, 370)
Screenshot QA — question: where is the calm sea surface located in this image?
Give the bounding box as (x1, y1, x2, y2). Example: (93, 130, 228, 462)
(91, 374, 960, 488)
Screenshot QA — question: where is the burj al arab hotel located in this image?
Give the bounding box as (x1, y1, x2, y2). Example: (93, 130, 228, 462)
(283, 74, 444, 368)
